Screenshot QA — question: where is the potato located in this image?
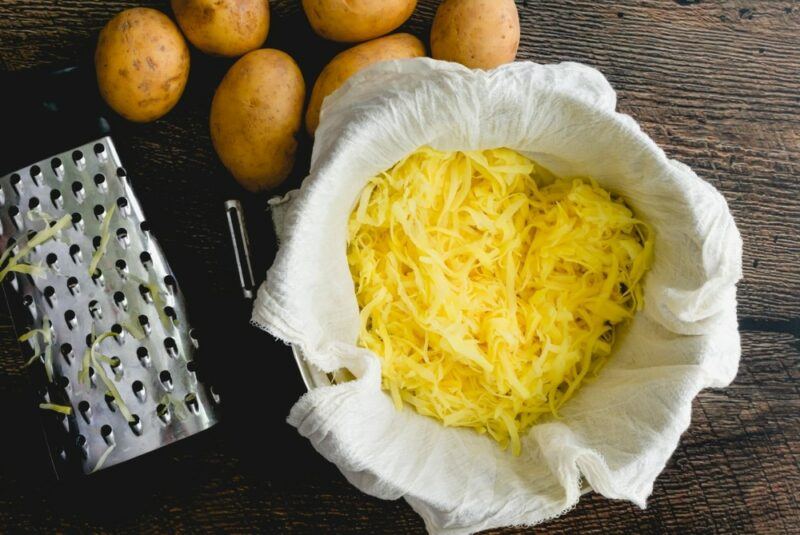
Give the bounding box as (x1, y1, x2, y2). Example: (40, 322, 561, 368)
(210, 49, 305, 191)
(302, 0, 417, 43)
(306, 33, 425, 135)
(95, 8, 190, 123)
(171, 0, 269, 57)
(431, 0, 520, 69)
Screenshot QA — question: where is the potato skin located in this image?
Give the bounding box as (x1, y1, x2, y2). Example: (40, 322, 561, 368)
(302, 0, 417, 43)
(306, 33, 425, 135)
(210, 49, 305, 191)
(171, 0, 269, 57)
(431, 0, 520, 69)
(95, 8, 190, 123)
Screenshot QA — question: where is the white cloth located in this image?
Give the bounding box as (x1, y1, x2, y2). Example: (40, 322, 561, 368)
(252, 59, 743, 534)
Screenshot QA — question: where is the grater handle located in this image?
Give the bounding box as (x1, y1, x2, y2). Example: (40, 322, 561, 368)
(224, 200, 256, 300)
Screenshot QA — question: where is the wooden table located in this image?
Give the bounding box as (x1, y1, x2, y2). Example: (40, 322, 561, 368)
(0, 1, 797, 532)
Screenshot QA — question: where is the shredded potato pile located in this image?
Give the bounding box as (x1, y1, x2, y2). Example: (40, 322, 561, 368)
(347, 147, 653, 454)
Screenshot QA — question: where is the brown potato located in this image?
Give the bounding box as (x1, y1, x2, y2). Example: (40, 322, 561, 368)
(306, 33, 425, 135)
(302, 0, 417, 43)
(171, 0, 269, 57)
(95, 8, 190, 123)
(431, 0, 520, 69)
(210, 49, 305, 191)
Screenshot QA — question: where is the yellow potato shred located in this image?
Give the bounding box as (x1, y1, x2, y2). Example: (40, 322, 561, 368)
(347, 147, 653, 454)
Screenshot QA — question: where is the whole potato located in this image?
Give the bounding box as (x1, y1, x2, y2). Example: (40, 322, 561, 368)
(171, 0, 269, 57)
(302, 0, 417, 43)
(431, 0, 519, 69)
(210, 49, 305, 191)
(95, 8, 190, 123)
(306, 33, 425, 135)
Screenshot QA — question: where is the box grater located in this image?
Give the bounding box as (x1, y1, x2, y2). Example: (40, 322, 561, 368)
(0, 136, 219, 477)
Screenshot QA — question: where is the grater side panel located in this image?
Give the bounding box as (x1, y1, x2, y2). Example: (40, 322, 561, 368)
(0, 137, 219, 476)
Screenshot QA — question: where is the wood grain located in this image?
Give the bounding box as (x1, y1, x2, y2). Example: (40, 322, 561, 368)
(0, 0, 797, 533)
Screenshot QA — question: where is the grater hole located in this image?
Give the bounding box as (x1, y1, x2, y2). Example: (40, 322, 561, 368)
(50, 189, 62, 208)
(164, 337, 178, 357)
(113, 291, 127, 309)
(116, 197, 129, 216)
(76, 434, 88, 458)
(60, 342, 73, 362)
(116, 167, 127, 179)
(72, 150, 84, 166)
(138, 314, 150, 334)
(72, 181, 84, 200)
(69, 244, 81, 263)
(57, 375, 69, 389)
(85, 332, 95, 347)
(138, 283, 152, 302)
(156, 403, 170, 424)
(100, 424, 114, 445)
(164, 275, 177, 293)
(115, 258, 128, 275)
(8, 207, 20, 229)
(159, 370, 173, 391)
(186, 360, 197, 373)
(71, 212, 83, 230)
(29, 197, 40, 210)
(132, 380, 146, 401)
(88, 300, 101, 319)
(184, 393, 199, 414)
(164, 306, 176, 323)
(116, 227, 128, 243)
(93, 143, 105, 157)
(30, 165, 42, 184)
(129, 414, 142, 435)
(9, 174, 21, 198)
(91, 269, 104, 286)
(44, 285, 56, 306)
(105, 393, 116, 411)
(94, 173, 106, 189)
(139, 251, 152, 268)
(136, 346, 151, 367)
(67, 276, 79, 295)
(46, 252, 57, 267)
(92, 236, 101, 250)
(93, 204, 105, 220)
(78, 402, 91, 424)
(140, 220, 151, 234)
(111, 323, 123, 338)
(22, 294, 33, 307)
(109, 356, 121, 368)
(51, 158, 64, 177)
(26, 230, 38, 245)
(64, 309, 77, 328)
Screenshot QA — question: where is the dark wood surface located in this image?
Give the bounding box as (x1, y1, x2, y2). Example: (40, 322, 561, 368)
(0, 0, 798, 533)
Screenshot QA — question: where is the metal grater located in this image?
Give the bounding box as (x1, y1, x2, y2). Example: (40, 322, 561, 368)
(0, 136, 219, 477)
